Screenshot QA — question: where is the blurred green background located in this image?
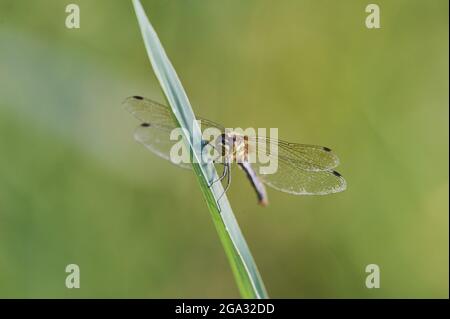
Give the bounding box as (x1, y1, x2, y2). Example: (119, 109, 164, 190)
(0, 0, 448, 298)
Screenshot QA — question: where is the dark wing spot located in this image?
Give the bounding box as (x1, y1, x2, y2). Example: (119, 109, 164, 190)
(141, 123, 150, 127)
(332, 170, 342, 177)
(133, 95, 144, 100)
(323, 147, 332, 152)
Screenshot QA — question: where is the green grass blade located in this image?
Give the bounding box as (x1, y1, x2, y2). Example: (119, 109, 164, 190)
(131, 0, 268, 298)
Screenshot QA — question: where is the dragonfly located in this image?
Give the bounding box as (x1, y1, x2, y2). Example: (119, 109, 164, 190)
(124, 95, 347, 206)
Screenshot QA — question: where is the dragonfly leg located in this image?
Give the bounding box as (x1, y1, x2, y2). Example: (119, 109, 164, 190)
(217, 162, 231, 202)
(208, 162, 228, 187)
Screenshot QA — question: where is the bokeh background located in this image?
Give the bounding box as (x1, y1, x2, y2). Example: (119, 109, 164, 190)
(0, 0, 448, 298)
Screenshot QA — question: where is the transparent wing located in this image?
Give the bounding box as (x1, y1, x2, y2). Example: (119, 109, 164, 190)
(251, 157, 347, 195)
(196, 117, 225, 132)
(132, 123, 192, 169)
(124, 96, 192, 169)
(124, 96, 179, 131)
(247, 137, 339, 172)
(244, 135, 346, 194)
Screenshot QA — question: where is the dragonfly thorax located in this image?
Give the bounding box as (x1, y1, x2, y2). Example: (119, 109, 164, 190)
(215, 132, 251, 163)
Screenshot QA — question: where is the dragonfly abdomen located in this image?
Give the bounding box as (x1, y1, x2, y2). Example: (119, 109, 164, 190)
(238, 161, 269, 207)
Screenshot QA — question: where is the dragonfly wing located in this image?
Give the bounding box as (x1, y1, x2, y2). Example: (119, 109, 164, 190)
(124, 96, 192, 169)
(133, 124, 192, 169)
(123, 96, 180, 130)
(196, 116, 225, 132)
(251, 157, 346, 195)
(248, 136, 340, 171)
(280, 143, 340, 171)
